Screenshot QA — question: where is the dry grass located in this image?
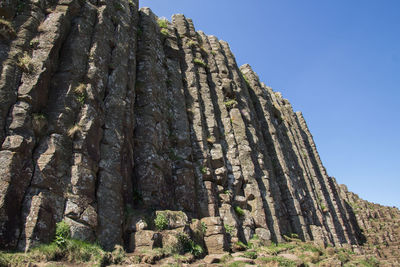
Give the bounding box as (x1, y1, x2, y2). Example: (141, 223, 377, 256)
(67, 124, 82, 137)
(17, 52, 34, 73)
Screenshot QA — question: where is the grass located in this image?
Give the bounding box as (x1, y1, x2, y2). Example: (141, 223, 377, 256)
(67, 124, 82, 138)
(259, 256, 296, 267)
(224, 99, 238, 109)
(186, 40, 198, 48)
(234, 206, 245, 217)
(224, 224, 234, 235)
(0, 18, 16, 39)
(157, 18, 168, 29)
(160, 28, 169, 37)
(193, 58, 207, 68)
(206, 136, 216, 144)
(0, 221, 124, 266)
(74, 83, 86, 105)
(17, 52, 34, 73)
(154, 213, 168, 231)
(200, 166, 207, 174)
(174, 233, 204, 257)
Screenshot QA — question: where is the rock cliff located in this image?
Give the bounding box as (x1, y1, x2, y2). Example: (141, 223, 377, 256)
(0, 0, 398, 264)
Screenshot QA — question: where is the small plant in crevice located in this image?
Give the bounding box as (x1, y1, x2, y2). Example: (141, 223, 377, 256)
(224, 224, 234, 236)
(193, 58, 207, 68)
(154, 213, 168, 231)
(17, 52, 34, 73)
(0, 18, 16, 39)
(74, 83, 87, 106)
(210, 50, 217, 56)
(157, 18, 168, 29)
(206, 135, 216, 144)
(200, 46, 208, 55)
(186, 40, 198, 48)
(29, 39, 39, 48)
(200, 221, 207, 234)
(200, 166, 207, 175)
(160, 28, 169, 37)
(234, 206, 245, 217)
(224, 99, 238, 109)
(175, 233, 204, 257)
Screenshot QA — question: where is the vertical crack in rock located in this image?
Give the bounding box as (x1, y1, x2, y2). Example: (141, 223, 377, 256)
(95, 0, 138, 250)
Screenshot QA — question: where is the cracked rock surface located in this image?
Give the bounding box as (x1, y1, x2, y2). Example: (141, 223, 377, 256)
(0, 1, 398, 264)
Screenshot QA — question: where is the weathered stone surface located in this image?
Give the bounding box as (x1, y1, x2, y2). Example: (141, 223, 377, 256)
(129, 230, 162, 252)
(155, 210, 188, 230)
(0, 2, 398, 264)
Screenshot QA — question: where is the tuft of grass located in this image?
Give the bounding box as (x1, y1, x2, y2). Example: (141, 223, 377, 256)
(259, 256, 296, 267)
(206, 136, 216, 144)
(68, 124, 82, 138)
(160, 28, 169, 37)
(0, 220, 124, 266)
(224, 99, 238, 109)
(33, 113, 46, 120)
(0, 18, 16, 39)
(154, 213, 168, 231)
(175, 233, 204, 257)
(193, 58, 207, 68)
(200, 221, 207, 234)
(17, 52, 34, 73)
(224, 224, 234, 235)
(234, 206, 245, 217)
(157, 18, 168, 29)
(186, 40, 198, 48)
(243, 250, 257, 259)
(74, 83, 86, 105)
(210, 50, 217, 56)
(200, 166, 207, 174)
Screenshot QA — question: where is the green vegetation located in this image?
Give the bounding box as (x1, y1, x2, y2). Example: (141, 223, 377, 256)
(234, 206, 245, 217)
(259, 256, 296, 267)
(74, 83, 87, 105)
(200, 166, 207, 174)
(359, 256, 379, 267)
(193, 58, 208, 68)
(160, 28, 169, 37)
(29, 39, 39, 48)
(0, 220, 124, 266)
(224, 224, 234, 235)
(200, 221, 207, 234)
(157, 18, 168, 29)
(186, 40, 198, 48)
(224, 99, 238, 109)
(234, 241, 248, 250)
(175, 233, 204, 257)
(17, 52, 34, 73)
(154, 213, 169, 231)
(32, 113, 46, 120)
(243, 250, 257, 259)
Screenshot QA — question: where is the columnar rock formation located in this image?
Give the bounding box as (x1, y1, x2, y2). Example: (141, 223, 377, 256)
(0, 0, 398, 263)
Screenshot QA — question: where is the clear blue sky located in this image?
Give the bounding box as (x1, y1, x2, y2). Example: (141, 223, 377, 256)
(140, 0, 400, 208)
